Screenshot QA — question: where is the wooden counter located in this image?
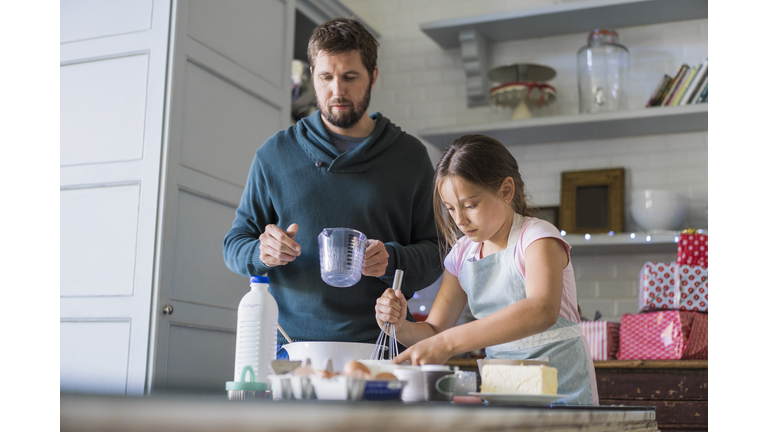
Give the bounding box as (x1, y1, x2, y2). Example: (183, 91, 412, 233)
(61, 393, 659, 432)
(595, 360, 707, 432)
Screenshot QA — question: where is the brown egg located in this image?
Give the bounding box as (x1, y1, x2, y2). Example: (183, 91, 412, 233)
(343, 360, 371, 378)
(291, 365, 316, 376)
(375, 372, 398, 381)
(317, 370, 339, 379)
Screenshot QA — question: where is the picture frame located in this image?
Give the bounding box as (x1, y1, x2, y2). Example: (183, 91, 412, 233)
(560, 168, 625, 234)
(531, 206, 559, 229)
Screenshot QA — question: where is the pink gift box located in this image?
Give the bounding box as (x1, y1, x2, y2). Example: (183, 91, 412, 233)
(677, 233, 708, 268)
(579, 321, 620, 360)
(616, 311, 708, 360)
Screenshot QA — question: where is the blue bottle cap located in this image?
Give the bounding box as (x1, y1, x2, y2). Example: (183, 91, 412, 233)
(250, 276, 270, 284)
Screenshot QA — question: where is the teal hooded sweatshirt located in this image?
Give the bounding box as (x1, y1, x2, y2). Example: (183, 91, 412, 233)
(223, 111, 442, 343)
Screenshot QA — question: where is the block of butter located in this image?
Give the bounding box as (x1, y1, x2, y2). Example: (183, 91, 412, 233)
(480, 365, 558, 395)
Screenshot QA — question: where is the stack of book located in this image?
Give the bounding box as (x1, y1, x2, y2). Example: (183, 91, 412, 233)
(646, 60, 708, 107)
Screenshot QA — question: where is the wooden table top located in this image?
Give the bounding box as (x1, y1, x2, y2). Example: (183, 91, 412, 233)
(61, 393, 660, 432)
(446, 358, 708, 369)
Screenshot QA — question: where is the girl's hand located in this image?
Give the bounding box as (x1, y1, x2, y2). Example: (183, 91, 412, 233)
(375, 288, 408, 331)
(391, 335, 453, 366)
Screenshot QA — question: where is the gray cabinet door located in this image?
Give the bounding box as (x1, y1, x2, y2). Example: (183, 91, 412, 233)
(149, 0, 295, 393)
(60, 0, 172, 395)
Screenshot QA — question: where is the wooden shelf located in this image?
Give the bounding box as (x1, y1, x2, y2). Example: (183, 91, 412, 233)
(419, 103, 708, 149)
(447, 358, 708, 370)
(594, 359, 707, 369)
(420, 0, 708, 49)
(564, 231, 680, 255)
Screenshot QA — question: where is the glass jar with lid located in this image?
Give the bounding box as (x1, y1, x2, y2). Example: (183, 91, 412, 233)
(577, 29, 629, 114)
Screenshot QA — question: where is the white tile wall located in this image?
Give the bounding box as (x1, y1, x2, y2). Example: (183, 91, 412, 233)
(341, 0, 708, 322)
(574, 251, 678, 322)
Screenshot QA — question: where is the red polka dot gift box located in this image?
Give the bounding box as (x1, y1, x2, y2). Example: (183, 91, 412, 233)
(616, 311, 708, 360)
(675, 264, 708, 312)
(677, 231, 708, 268)
(638, 262, 708, 313)
(638, 262, 678, 312)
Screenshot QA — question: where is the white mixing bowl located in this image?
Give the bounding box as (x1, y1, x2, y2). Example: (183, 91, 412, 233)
(282, 341, 377, 372)
(630, 189, 689, 231)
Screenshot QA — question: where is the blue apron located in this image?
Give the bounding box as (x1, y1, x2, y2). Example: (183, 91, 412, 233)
(459, 213, 594, 405)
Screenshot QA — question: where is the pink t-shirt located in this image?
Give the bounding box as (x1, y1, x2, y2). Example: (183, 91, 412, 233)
(444, 216, 581, 324)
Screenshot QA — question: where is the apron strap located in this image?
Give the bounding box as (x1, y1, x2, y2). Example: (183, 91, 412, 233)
(488, 324, 582, 351)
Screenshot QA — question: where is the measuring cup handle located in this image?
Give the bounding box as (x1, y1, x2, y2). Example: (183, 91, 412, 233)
(435, 374, 456, 396)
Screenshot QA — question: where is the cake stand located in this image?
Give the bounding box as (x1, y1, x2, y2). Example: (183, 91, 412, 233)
(488, 63, 557, 120)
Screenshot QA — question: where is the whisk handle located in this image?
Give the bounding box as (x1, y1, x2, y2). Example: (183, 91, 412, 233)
(392, 269, 404, 292)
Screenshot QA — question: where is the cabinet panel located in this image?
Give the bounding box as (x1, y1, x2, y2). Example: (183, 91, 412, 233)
(165, 324, 236, 391)
(60, 0, 153, 43)
(170, 190, 247, 308)
(187, 0, 287, 89)
(180, 61, 281, 187)
(60, 54, 149, 166)
(598, 370, 708, 400)
(60, 320, 131, 394)
(61, 184, 140, 297)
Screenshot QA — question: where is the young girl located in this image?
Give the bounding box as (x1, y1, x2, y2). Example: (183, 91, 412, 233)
(375, 134, 598, 405)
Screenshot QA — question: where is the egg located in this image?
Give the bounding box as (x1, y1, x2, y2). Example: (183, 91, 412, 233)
(317, 370, 340, 379)
(343, 360, 372, 379)
(375, 372, 398, 381)
(291, 365, 316, 376)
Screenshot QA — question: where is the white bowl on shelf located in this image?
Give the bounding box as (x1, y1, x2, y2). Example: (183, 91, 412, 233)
(630, 189, 689, 232)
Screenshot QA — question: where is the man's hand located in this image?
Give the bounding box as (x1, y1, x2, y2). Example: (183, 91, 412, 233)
(259, 223, 301, 267)
(362, 239, 389, 277)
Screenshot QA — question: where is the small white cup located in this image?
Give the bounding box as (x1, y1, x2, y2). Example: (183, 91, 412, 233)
(393, 366, 425, 402)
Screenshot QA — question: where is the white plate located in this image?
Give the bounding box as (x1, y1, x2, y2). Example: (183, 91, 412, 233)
(468, 392, 567, 406)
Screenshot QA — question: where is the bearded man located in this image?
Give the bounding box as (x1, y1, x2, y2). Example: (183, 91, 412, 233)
(223, 18, 441, 353)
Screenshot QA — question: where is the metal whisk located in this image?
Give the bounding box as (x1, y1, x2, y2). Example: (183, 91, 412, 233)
(371, 269, 404, 360)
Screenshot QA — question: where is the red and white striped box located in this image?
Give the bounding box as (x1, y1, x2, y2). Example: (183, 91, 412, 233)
(638, 262, 678, 311)
(677, 232, 708, 268)
(579, 321, 620, 360)
(676, 264, 708, 312)
(616, 311, 708, 360)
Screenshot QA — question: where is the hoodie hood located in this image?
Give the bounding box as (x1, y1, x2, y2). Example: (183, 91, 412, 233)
(294, 111, 402, 173)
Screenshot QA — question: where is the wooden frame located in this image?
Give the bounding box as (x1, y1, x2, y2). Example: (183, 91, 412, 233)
(560, 168, 625, 234)
(531, 206, 559, 229)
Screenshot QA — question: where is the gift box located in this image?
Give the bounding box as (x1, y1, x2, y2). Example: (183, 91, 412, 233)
(677, 232, 708, 268)
(616, 311, 708, 360)
(579, 321, 620, 360)
(638, 262, 708, 313)
(638, 262, 678, 311)
(676, 264, 708, 312)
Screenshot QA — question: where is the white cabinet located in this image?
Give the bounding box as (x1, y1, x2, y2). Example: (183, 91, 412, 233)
(60, 0, 296, 395)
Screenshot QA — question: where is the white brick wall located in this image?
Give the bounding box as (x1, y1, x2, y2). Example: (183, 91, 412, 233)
(341, 0, 707, 322)
(574, 251, 678, 322)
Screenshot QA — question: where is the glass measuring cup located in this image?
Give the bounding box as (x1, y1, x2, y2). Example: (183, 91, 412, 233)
(317, 228, 367, 287)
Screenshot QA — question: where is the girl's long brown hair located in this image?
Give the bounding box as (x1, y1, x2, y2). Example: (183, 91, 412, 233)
(433, 134, 535, 257)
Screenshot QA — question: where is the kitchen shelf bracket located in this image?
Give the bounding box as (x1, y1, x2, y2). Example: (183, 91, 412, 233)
(459, 30, 490, 107)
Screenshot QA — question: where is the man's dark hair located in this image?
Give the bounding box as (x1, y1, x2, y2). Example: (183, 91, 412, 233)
(307, 17, 379, 79)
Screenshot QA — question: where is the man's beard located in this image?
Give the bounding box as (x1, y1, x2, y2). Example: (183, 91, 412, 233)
(317, 84, 372, 129)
